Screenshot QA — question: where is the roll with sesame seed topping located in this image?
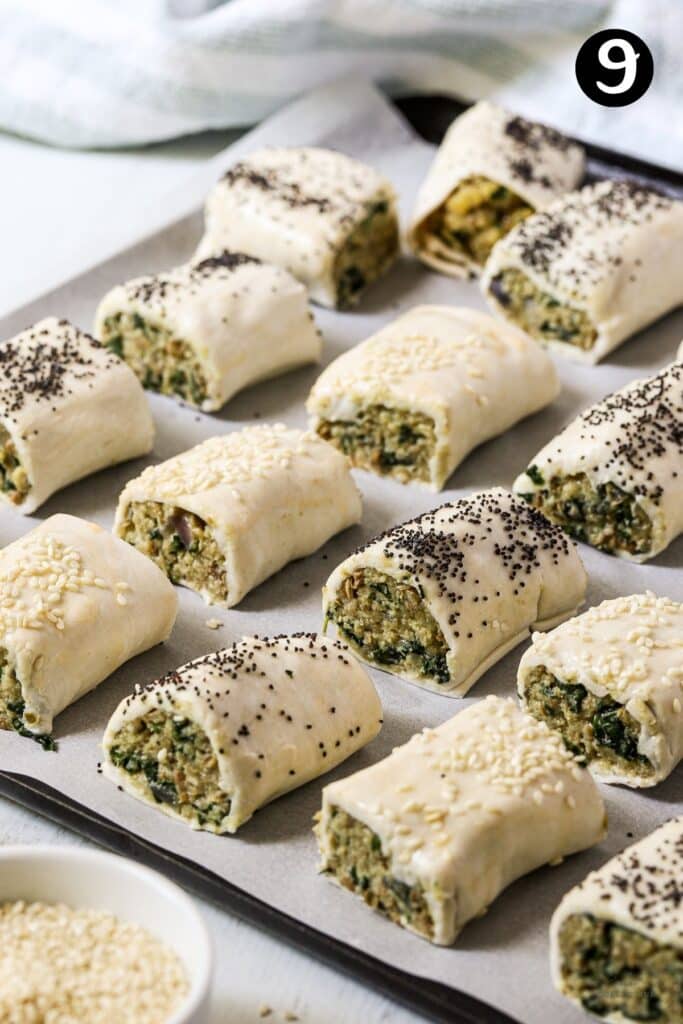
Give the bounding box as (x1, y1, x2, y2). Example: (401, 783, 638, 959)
(322, 487, 586, 696)
(0, 515, 177, 745)
(550, 819, 683, 1022)
(102, 633, 382, 834)
(513, 361, 683, 561)
(482, 180, 683, 363)
(195, 147, 399, 309)
(94, 252, 321, 412)
(115, 423, 362, 608)
(518, 592, 683, 787)
(316, 695, 605, 945)
(307, 305, 558, 490)
(0, 317, 154, 514)
(409, 101, 585, 278)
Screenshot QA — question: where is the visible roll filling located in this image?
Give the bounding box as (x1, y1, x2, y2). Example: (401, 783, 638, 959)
(108, 708, 231, 830)
(559, 913, 683, 1022)
(0, 427, 30, 505)
(316, 405, 436, 483)
(518, 468, 653, 557)
(524, 667, 654, 780)
(325, 568, 450, 684)
(488, 268, 598, 350)
(101, 312, 209, 407)
(334, 199, 399, 309)
(321, 807, 434, 939)
(420, 176, 534, 266)
(0, 650, 55, 750)
(119, 500, 228, 603)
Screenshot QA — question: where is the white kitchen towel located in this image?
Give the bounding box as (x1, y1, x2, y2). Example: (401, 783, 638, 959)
(0, 0, 681, 169)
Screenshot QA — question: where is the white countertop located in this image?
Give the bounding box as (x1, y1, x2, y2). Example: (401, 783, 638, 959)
(0, 126, 421, 1024)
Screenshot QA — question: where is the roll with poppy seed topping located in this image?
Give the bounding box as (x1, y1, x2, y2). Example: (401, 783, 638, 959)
(195, 147, 399, 309)
(94, 252, 321, 412)
(409, 101, 585, 278)
(0, 317, 153, 514)
(482, 180, 683, 363)
(102, 633, 382, 834)
(550, 818, 683, 1023)
(322, 488, 587, 696)
(316, 696, 606, 946)
(518, 593, 683, 788)
(115, 424, 362, 608)
(513, 362, 683, 561)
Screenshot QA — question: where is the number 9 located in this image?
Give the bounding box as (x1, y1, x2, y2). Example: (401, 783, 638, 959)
(596, 38, 639, 94)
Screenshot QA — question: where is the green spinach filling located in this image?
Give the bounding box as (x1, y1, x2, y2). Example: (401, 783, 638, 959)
(0, 427, 30, 505)
(326, 568, 450, 685)
(316, 405, 436, 483)
(489, 268, 597, 350)
(519, 468, 653, 557)
(323, 807, 434, 938)
(0, 650, 56, 751)
(334, 199, 399, 309)
(524, 667, 653, 779)
(109, 708, 231, 829)
(559, 913, 683, 1022)
(101, 312, 209, 407)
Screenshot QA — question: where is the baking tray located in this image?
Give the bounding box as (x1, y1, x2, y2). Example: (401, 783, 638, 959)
(0, 83, 681, 1024)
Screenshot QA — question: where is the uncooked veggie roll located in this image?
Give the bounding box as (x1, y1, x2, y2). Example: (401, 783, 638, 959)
(518, 593, 683, 788)
(194, 147, 399, 309)
(513, 361, 683, 561)
(317, 695, 606, 946)
(551, 819, 683, 1023)
(306, 305, 558, 490)
(103, 633, 382, 834)
(115, 423, 362, 608)
(322, 487, 587, 696)
(409, 101, 584, 277)
(482, 180, 683, 363)
(0, 515, 177, 746)
(94, 252, 321, 412)
(0, 317, 153, 514)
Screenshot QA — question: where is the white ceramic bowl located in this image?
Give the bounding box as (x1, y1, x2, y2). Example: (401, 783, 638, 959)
(0, 844, 212, 1024)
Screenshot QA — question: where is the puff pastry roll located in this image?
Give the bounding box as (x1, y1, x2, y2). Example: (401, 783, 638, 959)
(551, 818, 683, 1023)
(0, 317, 153, 515)
(103, 633, 382, 834)
(322, 487, 586, 696)
(482, 180, 683, 363)
(94, 252, 321, 412)
(115, 423, 362, 608)
(408, 101, 584, 277)
(317, 695, 606, 945)
(513, 362, 683, 561)
(195, 147, 399, 308)
(307, 305, 558, 490)
(0, 515, 177, 745)
(519, 593, 683, 788)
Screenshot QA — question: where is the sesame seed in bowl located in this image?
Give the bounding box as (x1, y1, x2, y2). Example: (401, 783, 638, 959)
(0, 846, 211, 1024)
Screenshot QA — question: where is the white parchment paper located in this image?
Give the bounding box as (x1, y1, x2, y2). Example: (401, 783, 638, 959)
(0, 81, 681, 1024)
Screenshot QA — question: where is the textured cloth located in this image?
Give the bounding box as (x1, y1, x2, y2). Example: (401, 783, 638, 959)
(0, 0, 681, 170)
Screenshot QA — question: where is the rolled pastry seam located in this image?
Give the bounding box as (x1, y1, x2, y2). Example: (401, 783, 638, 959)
(195, 147, 399, 309)
(513, 361, 683, 562)
(317, 695, 606, 946)
(307, 305, 559, 490)
(115, 423, 362, 608)
(550, 819, 683, 1023)
(322, 487, 587, 696)
(94, 252, 321, 412)
(408, 101, 584, 277)
(519, 592, 683, 788)
(0, 515, 177, 743)
(482, 180, 683, 364)
(0, 317, 154, 514)
(103, 633, 382, 834)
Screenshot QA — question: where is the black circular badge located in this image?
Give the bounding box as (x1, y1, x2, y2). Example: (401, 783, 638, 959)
(575, 29, 653, 107)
